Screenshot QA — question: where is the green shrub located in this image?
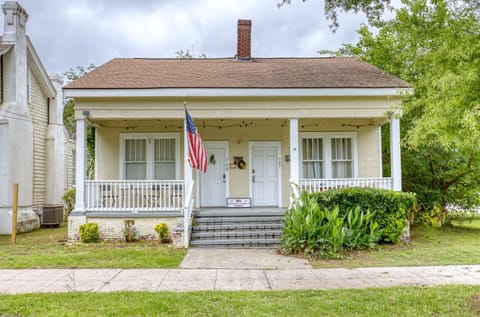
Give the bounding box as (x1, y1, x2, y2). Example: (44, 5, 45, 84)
(154, 223, 169, 242)
(312, 188, 416, 242)
(122, 219, 138, 242)
(62, 188, 76, 217)
(79, 222, 99, 243)
(282, 191, 382, 258)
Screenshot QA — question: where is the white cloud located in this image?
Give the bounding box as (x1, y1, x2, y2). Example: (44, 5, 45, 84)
(0, 0, 370, 73)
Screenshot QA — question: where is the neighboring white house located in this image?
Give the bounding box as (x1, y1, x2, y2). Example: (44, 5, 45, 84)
(64, 20, 410, 246)
(0, 1, 74, 234)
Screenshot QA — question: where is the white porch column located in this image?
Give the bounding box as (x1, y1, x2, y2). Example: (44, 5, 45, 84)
(390, 117, 402, 191)
(73, 117, 86, 212)
(289, 118, 299, 185)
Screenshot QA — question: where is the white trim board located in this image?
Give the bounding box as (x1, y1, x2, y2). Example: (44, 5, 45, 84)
(64, 87, 413, 98)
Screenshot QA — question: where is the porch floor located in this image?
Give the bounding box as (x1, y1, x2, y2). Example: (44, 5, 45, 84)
(193, 208, 286, 217)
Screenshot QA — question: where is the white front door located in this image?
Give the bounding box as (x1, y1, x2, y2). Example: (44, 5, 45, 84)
(200, 141, 228, 207)
(250, 142, 281, 207)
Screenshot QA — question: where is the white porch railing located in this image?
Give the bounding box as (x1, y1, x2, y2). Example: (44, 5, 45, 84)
(85, 180, 184, 213)
(299, 177, 393, 193)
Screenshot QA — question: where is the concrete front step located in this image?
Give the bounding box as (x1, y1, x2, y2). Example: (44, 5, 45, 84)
(190, 238, 281, 248)
(192, 230, 283, 240)
(192, 223, 284, 232)
(191, 209, 286, 249)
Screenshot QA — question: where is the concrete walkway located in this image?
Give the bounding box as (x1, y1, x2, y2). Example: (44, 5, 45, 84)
(1, 265, 480, 294)
(180, 249, 312, 269)
(1, 248, 479, 294)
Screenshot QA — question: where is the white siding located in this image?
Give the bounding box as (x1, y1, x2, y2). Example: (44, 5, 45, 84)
(65, 133, 75, 189)
(29, 69, 48, 210)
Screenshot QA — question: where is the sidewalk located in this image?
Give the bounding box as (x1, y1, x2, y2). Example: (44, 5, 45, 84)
(1, 265, 480, 294)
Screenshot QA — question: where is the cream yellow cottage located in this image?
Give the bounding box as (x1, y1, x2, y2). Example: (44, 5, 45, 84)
(64, 20, 410, 247)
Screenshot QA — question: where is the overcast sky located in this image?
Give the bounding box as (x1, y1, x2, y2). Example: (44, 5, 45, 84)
(1, 0, 379, 75)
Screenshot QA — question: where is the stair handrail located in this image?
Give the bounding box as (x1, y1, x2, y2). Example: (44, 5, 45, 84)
(183, 180, 195, 248)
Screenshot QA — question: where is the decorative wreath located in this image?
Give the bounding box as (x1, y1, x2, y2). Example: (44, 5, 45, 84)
(237, 159, 247, 170)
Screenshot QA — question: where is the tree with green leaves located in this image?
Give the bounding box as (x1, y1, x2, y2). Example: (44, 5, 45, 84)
(63, 64, 96, 179)
(174, 49, 207, 59)
(279, 0, 392, 31)
(338, 0, 480, 221)
(280, 0, 479, 31)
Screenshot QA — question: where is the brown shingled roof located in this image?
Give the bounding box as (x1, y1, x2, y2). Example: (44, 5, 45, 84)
(64, 57, 410, 89)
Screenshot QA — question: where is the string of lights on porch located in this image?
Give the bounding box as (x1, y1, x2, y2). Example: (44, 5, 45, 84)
(90, 119, 379, 130)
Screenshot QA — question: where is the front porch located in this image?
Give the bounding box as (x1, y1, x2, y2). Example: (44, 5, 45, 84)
(69, 113, 402, 247)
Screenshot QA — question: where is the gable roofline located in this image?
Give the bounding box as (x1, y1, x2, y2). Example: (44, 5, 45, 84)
(26, 36, 55, 98)
(64, 87, 413, 98)
(64, 57, 411, 90)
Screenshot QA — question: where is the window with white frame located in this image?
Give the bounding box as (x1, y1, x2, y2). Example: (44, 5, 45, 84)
(300, 133, 357, 179)
(120, 133, 180, 180)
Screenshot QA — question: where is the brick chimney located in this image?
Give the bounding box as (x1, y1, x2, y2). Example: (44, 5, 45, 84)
(236, 19, 251, 61)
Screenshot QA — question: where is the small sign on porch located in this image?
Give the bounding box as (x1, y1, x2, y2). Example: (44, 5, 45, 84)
(226, 198, 251, 208)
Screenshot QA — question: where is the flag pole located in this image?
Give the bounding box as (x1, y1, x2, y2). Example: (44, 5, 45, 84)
(184, 103, 193, 193)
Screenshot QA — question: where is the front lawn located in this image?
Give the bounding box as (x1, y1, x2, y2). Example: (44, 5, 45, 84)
(0, 286, 479, 316)
(451, 219, 480, 230)
(310, 224, 480, 268)
(0, 224, 186, 268)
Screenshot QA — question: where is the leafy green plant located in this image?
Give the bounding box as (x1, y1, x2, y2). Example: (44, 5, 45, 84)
(154, 223, 170, 242)
(282, 191, 382, 258)
(61, 188, 75, 217)
(343, 207, 382, 249)
(79, 223, 99, 243)
(313, 188, 416, 242)
(122, 220, 138, 242)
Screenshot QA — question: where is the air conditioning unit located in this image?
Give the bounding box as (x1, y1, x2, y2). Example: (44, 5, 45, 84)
(40, 205, 64, 226)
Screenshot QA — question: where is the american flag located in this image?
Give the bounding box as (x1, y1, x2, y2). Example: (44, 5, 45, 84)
(185, 110, 207, 173)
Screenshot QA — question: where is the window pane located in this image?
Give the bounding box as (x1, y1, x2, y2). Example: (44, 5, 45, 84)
(303, 161, 323, 178)
(155, 162, 176, 180)
(125, 163, 146, 180)
(332, 162, 352, 178)
(154, 138, 176, 179)
(154, 139, 176, 161)
(331, 137, 353, 178)
(125, 139, 147, 179)
(301, 138, 323, 179)
(125, 139, 146, 162)
(331, 138, 352, 160)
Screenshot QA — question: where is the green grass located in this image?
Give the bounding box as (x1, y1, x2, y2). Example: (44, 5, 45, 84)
(310, 224, 480, 268)
(0, 224, 186, 268)
(451, 219, 480, 230)
(0, 286, 479, 316)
